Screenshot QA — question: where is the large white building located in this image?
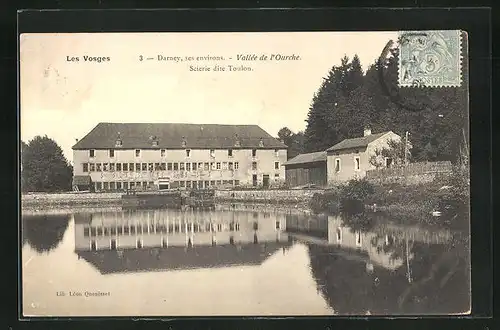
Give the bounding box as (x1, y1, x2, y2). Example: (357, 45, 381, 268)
(72, 123, 288, 191)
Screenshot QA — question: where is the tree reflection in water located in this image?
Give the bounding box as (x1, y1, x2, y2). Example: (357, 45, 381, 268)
(308, 211, 470, 315)
(22, 214, 71, 254)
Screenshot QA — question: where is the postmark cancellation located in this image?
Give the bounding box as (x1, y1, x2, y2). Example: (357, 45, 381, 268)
(398, 30, 462, 87)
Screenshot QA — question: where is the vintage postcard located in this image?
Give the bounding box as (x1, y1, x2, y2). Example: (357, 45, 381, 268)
(20, 30, 470, 317)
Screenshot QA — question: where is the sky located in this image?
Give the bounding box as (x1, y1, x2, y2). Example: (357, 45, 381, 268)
(20, 31, 398, 162)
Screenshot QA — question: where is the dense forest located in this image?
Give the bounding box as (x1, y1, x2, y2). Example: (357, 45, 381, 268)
(279, 34, 468, 163)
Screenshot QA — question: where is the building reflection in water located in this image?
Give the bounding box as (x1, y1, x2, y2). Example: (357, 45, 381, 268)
(73, 207, 292, 274)
(285, 212, 469, 315)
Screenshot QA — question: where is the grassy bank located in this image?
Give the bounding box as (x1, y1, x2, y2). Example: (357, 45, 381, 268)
(309, 167, 469, 229)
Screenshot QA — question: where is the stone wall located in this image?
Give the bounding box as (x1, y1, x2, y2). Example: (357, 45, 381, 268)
(365, 161, 452, 185)
(215, 189, 322, 204)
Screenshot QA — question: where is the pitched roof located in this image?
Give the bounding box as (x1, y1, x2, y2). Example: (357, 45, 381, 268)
(76, 242, 291, 274)
(282, 151, 327, 166)
(326, 132, 392, 152)
(72, 123, 287, 150)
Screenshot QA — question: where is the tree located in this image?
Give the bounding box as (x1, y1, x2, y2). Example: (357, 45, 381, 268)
(22, 135, 73, 192)
(21, 140, 28, 190)
(369, 139, 412, 169)
(277, 127, 305, 159)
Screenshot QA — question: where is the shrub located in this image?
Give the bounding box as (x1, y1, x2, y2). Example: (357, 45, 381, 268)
(339, 178, 375, 213)
(309, 187, 341, 214)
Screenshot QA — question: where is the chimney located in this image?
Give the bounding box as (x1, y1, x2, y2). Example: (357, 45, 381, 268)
(363, 127, 372, 137)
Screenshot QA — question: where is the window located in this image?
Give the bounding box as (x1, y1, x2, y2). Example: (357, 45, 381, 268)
(210, 149, 215, 157)
(204, 180, 209, 188)
(198, 162, 203, 170)
(83, 163, 89, 172)
(222, 162, 228, 170)
(89, 163, 95, 172)
(275, 149, 279, 157)
(116, 163, 122, 171)
(252, 162, 257, 170)
(216, 180, 222, 186)
(186, 181, 192, 188)
(137, 239, 143, 249)
(186, 149, 191, 157)
(385, 157, 393, 168)
(234, 162, 239, 170)
(274, 161, 280, 169)
(335, 158, 341, 173)
(276, 221, 281, 229)
(110, 163, 115, 172)
(135, 149, 141, 157)
(161, 149, 166, 157)
(160, 163, 166, 170)
(148, 163, 153, 171)
(275, 173, 280, 179)
(142, 182, 147, 190)
(180, 181, 185, 187)
(186, 162, 191, 171)
(96, 163, 102, 172)
(154, 163, 160, 171)
(89, 149, 95, 158)
(234, 180, 240, 186)
(173, 163, 179, 171)
(139, 163, 145, 171)
(252, 149, 257, 157)
(122, 163, 128, 171)
(211, 162, 216, 170)
(109, 149, 114, 158)
(228, 162, 233, 170)
(336, 227, 342, 243)
(355, 231, 362, 247)
(180, 162, 185, 171)
(167, 163, 172, 171)
(110, 182, 116, 190)
(128, 163, 134, 172)
(216, 162, 221, 170)
(152, 140, 158, 147)
(103, 182, 109, 190)
(228, 149, 233, 157)
(192, 162, 197, 171)
(103, 163, 109, 172)
(117, 182, 122, 190)
(204, 162, 209, 171)
(354, 156, 360, 171)
(136, 163, 141, 171)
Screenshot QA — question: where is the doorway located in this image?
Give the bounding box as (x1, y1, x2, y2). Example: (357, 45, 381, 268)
(252, 174, 258, 187)
(263, 174, 270, 188)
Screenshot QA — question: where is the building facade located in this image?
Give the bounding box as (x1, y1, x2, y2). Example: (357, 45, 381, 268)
(282, 128, 400, 187)
(326, 128, 400, 184)
(72, 123, 287, 191)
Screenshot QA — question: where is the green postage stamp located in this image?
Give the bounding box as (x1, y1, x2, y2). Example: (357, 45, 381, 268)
(398, 30, 462, 87)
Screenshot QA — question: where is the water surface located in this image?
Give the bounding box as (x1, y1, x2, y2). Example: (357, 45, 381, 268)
(22, 204, 470, 316)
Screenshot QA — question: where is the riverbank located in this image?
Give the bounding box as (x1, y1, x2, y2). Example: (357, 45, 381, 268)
(21, 189, 320, 211)
(309, 170, 469, 230)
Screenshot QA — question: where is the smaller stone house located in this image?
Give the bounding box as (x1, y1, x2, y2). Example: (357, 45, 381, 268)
(283, 128, 400, 187)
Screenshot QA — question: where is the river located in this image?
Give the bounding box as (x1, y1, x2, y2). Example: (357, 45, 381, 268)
(21, 204, 470, 317)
